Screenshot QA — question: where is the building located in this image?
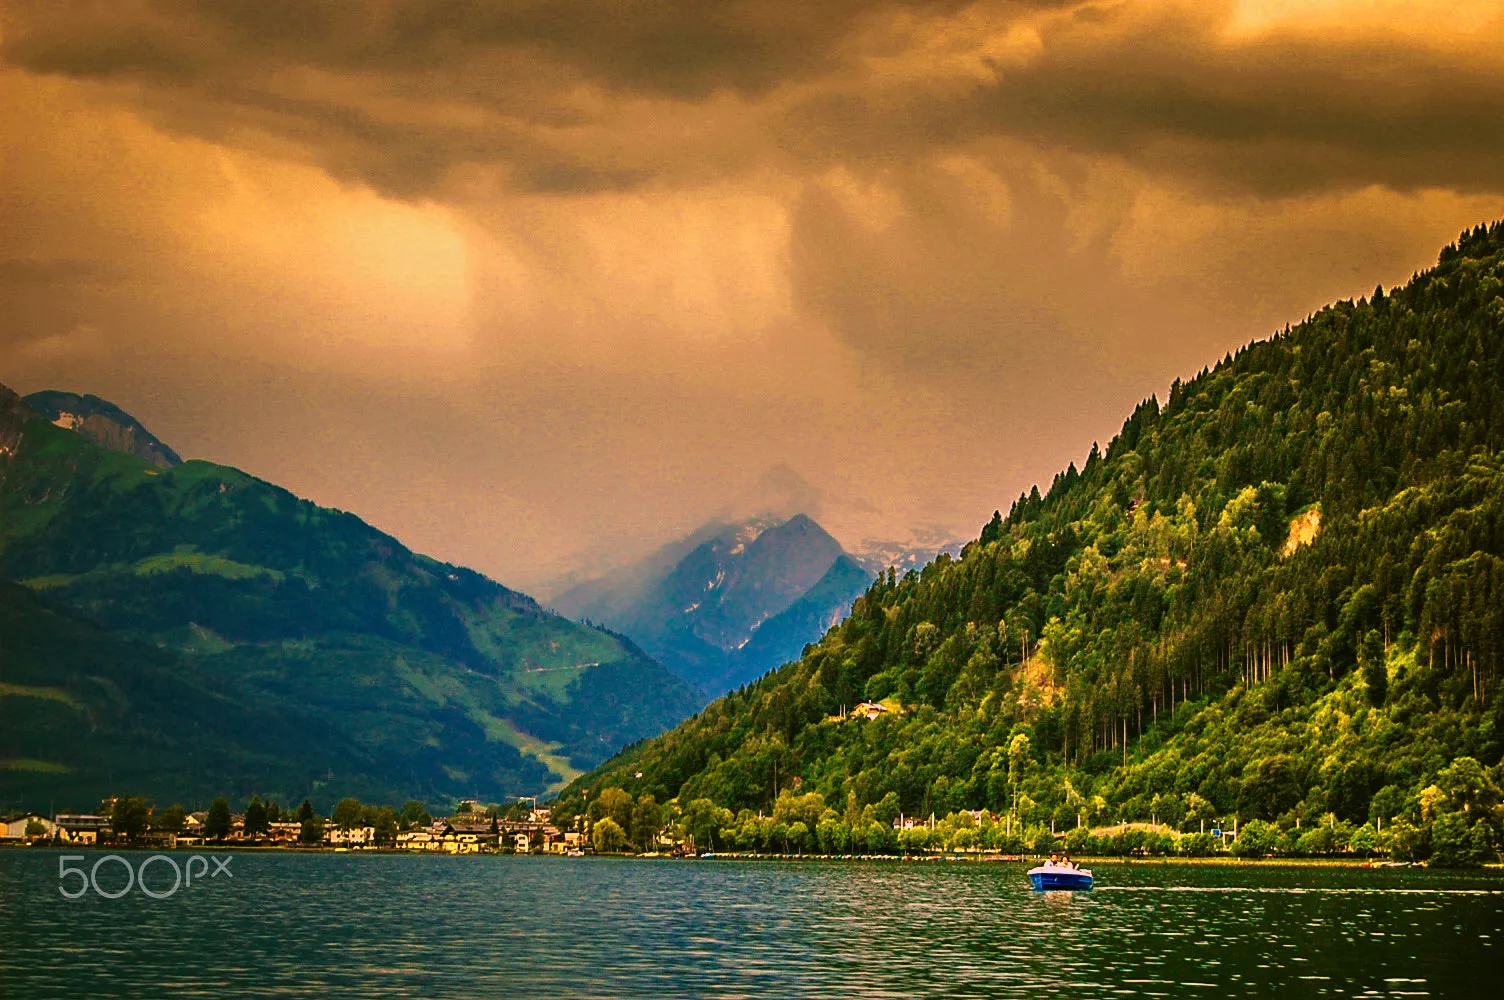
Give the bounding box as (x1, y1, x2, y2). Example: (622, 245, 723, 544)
(268, 821, 303, 843)
(396, 831, 437, 851)
(55, 814, 111, 845)
(854, 701, 889, 721)
(0, 814, 56, 840)
(325, 825, 376, 848)
(544, 829, 583, 854)
(141, 830, 179, 849)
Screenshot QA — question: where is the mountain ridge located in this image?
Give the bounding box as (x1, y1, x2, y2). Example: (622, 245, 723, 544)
(22, 389, 183, 469)
(553, 512, 877, 699)
(0, 382, 700, 809)
(556, 221, 1504, 865)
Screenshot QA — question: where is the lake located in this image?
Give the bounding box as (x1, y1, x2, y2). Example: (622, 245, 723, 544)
(2, 850, 1500, 997)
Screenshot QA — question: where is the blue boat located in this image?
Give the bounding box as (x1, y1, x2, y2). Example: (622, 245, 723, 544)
(1027, 862, 1094, 891)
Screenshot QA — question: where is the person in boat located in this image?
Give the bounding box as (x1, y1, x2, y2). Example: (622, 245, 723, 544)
(1049, 853, 1061, 868)
(1062, 855, 1074, 870)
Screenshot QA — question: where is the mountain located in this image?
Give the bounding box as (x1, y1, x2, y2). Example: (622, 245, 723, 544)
(553, 514, 876, 698)
(558, 222, 1504, 865)
(0, 384, 700, 809)
(22, 389, 183, 469)
(849, 534, 966, 577)
(0, 580, 368, 809)
(728, 553, 873, 682)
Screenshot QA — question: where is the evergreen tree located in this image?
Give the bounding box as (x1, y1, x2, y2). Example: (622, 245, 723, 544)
(204, 798, 232, 842)
(244, 796, 269, 840)
(110, 796, 151, 842)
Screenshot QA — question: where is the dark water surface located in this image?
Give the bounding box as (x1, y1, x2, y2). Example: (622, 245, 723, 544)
(2, 850, 1501, 997)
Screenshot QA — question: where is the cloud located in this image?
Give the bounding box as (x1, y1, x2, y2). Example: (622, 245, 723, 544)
(6, 1, 1503, 199)
(773, 1, 1504, 197)
(3, 0, 1503, 590)
(1, 1, 980, 94)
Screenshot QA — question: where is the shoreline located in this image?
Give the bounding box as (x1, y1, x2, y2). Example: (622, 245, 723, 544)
(6, 841, 1499, 871)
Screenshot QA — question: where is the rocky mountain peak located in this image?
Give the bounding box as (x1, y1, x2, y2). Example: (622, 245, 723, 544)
(23, 389, 182, 469)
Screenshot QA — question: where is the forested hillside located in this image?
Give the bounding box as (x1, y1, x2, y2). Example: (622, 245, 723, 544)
(560, 222, 1504, 864)
(0, 387, 699, 808)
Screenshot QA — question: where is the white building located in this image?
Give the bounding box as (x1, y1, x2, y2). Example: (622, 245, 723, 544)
(0, 814, 56, 839)
(325, 825, 376, 847)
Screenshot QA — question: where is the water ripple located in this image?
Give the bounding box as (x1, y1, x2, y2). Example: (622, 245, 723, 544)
(2, 852, 1501, 998)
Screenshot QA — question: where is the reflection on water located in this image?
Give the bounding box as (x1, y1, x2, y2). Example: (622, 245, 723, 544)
(2, 852, 1500, 998)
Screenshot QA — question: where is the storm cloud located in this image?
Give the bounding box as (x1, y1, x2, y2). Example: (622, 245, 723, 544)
(2, 0, 1502, 593)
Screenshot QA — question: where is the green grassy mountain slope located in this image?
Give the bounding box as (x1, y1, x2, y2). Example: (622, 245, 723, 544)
(0, 387, 700, 808)
(561, 222, 1504, 863)
(0, 581, 367, 808)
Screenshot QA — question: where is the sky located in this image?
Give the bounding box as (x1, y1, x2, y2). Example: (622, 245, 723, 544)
(2, 0, 1502, 596)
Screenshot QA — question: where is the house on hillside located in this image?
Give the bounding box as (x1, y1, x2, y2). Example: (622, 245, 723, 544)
(854, 701, 889, 721)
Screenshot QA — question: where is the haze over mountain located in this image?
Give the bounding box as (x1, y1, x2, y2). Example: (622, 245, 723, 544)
(0, 385, 699, 810)
(551, 464, 961, 700)
(554, 513, 878, 699)
(540, 464, 962, 605)
(562, 223, 1504, 865)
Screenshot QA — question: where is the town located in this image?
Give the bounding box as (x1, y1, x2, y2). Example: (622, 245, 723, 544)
(1, 797, 589, 856)
(5, 787, 1364, 862)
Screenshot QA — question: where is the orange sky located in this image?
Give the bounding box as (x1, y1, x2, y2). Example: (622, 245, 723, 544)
(2, 0, 1502, 594)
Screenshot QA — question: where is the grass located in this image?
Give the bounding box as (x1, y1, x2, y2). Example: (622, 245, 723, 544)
(0, 683, 84, 709)
(0, 758, 73, 773)
(131, 549, 283, 582)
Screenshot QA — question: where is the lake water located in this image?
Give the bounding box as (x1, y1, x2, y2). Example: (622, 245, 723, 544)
(2, 850, 1500, 997)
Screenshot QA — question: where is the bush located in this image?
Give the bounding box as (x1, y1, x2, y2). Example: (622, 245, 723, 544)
(1178, 832, 1218, 857)
(1387, 817, 1428, 861)
(1063, 826, 1096, 855)
(1294, 823, 1342, 856)
(1231, 819, 1282, 857)
(1142, 832, 1176, 855)
(1429, 813, 1493, 868)
(1348, 823, 1378, 856)
(592, 816, 628, 853)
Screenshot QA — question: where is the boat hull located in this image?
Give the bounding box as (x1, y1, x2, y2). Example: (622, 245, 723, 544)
(1027, 869, 1093, 891)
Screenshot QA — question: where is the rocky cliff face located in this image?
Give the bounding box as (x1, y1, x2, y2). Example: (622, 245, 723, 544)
(23, 389, 182, 468)
(0, 384, 31, 458)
